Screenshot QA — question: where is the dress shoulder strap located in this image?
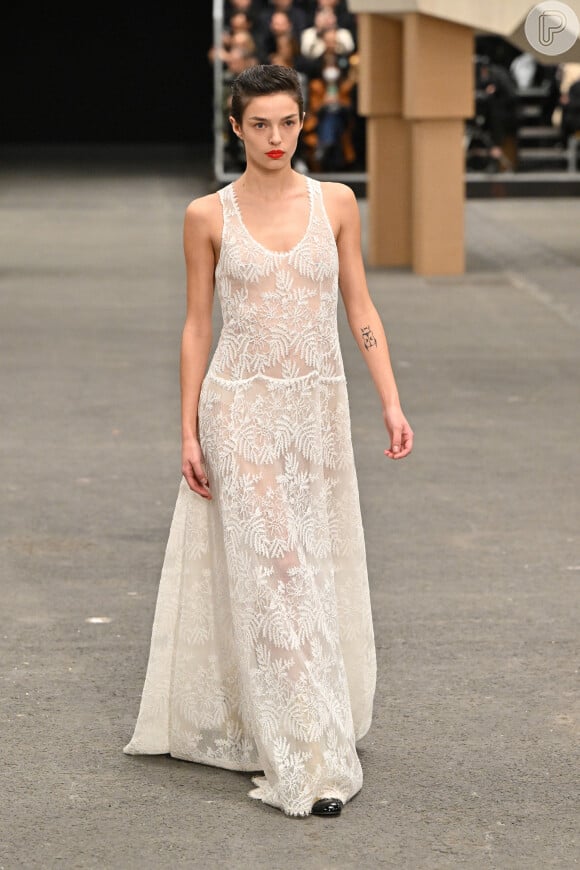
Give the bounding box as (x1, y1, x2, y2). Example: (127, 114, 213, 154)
(307, 175, 320, 199)
(218, 182, 234, 208)
(217, 183, 239, 232)
(308, 176, 328, 214)
(307, 176, 335, 234)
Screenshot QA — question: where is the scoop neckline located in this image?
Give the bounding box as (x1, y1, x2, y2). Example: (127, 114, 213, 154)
(229, 176, 314, 256)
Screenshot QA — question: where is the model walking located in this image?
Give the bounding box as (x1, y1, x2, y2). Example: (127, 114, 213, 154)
(123, 65, 413, 818)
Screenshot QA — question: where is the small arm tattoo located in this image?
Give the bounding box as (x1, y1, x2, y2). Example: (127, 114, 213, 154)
(361, 325, 377, 350)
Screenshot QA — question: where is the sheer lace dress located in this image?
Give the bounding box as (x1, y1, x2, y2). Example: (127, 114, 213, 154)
(123, 177, 377, 817)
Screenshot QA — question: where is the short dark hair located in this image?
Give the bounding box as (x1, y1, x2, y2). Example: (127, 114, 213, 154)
(230, 64, 305, 123)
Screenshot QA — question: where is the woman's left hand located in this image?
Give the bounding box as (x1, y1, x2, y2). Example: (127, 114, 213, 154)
(383, 406, 414, 459)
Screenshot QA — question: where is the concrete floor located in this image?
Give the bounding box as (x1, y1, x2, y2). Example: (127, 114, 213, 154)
(0, 146, 578, 869)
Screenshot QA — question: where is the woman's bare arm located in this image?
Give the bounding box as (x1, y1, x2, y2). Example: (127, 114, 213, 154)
(180, 194, 220, 496)
(326, 183, 413, 459)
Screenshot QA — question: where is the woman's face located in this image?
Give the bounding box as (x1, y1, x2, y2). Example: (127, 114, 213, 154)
(231, 31, 254, 51)
(230, 13, 250, 32)
(227, 48, 252, 75)
(230, 92, 303, 170)
(270, 12, 291, 36)
(315, 9, 336, 30)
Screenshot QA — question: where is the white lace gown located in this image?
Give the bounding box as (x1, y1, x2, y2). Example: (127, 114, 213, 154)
(123, 177, 377, 817)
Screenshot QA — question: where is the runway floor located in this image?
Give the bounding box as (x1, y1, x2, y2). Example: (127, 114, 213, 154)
(1, 146, 578, 869)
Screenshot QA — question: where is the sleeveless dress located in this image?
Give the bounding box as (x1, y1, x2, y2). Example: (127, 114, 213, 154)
(123, 177, 377, 817)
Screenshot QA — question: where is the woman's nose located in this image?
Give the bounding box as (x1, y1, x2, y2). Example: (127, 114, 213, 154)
(269, 127, 282, 144)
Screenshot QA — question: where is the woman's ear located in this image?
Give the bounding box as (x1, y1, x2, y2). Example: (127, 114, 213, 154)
(229, 116, 243, 140)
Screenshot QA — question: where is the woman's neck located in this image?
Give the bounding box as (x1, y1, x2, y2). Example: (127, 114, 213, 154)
(236, 165, 303, 200)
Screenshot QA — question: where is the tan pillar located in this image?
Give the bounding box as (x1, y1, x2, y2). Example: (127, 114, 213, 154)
(366, 117, 412, 266)
(404, 13, 473, 275)
(357, 11, 473, 274)
(411, 120, 465, 274)
(358, 15, 412, 267)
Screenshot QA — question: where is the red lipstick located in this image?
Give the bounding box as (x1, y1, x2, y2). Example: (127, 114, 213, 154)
(266, 150, 284, 159)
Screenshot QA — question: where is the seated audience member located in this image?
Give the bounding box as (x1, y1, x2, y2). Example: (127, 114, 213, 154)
(301, 29, 357, 171)
(255, 0, 309, 52)
(228, 11, 254, 37)
(229, 31, 258, 61)
(475, 56, 519, 170)
(300, 8, 354, 58)
(225, 0, 256, 14)
(313, 0, 356, 33)
(208, 10, 255, 64)
(561, 77, 580, 142)
(259, 11, 297, 63)
(509, 52, 537, 89)
(222, 47, 260, 168)
(552, 62, 580, 141)
(269, 30, 301, 66)
(224, 46, 258, 78)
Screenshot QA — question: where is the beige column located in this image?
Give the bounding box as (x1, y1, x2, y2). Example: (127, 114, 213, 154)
(358, 15, 411, 267)
(357, 11, 473, 274)
(404, 13, 473, 275)
(410, 119, 466, 274)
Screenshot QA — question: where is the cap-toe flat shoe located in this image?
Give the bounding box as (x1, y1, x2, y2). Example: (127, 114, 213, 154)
(311, 798, 343, 816)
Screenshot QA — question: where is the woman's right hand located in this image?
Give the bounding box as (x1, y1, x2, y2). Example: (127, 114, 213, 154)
(182, 438, 212, 499)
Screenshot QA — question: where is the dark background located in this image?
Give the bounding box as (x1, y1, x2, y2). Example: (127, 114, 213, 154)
(3, 6, 214, 143)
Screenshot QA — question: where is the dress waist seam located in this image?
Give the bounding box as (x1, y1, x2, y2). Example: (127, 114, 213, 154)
(205, 371, 346, 387)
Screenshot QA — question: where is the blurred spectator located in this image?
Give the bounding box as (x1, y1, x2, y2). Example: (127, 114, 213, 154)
(228, 11, 254, 37)
(475, 56, 519, 170)
(255, 0, 309, 53)
(260, 11, 296, 62)
(269, 30, 300, 66)
(510, 52, 537, 89)
(313, 0, 356, 33)
(552, 63, 580, 141)
(302, 31, 357, 171)
(510, 51, 560, 126)
(225, 0, 256, 14)
(225, 46, 258, 77)
(222, 46, 260, 169)
(230, 31, 258, 60)
(300, 8, 354, 58)
(562, 79, 580, 142)
(209, 10, 257, 64)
